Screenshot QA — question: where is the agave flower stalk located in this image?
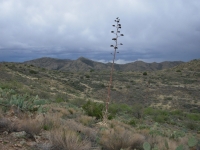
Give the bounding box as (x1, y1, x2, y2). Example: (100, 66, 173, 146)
(104, 17, 124, 121)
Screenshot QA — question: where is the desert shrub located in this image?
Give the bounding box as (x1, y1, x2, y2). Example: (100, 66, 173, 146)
(33, 99, 47, 105)
(185, 121, 199, 130)
(164, 97, 173, 101)
(40, 114, 63, 131)
(37, 91, 50, 99)
(100, 83, 105, 88)
(29, 70, 38, 74)
(144, 107, 155, 116)
(77, 115, 95, 126)
(128, 119, 137, 126)
(108, 114, 115, 120)
(90, 69, 94, 72)
(68, 81, 85, 92)
(20, 118, 42, 137)
(55, 97, 65, 103)
(146, 136, 188, 150)
(82, 100, 103, 120)
(68, 107, 76, 115)
(65, 120, 97, 142)
(171, 110, 183, 116)
(143, 72, 147, 75)
(186, 113, 200, 121)
(144, 107, 169, 117)
(49, 128, 91, 150)
(100, 125, 144, 150)
(85, 74, 90, 78)
(42, 118, 55, 131)
(132, 103, 144, 119)
(0, 117, 11, 132)
(109, 103, 132, 117)
(153, 114, 169, 123)
(70, 98, 87, 107)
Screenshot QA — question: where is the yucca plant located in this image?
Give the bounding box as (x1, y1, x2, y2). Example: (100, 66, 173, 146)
(104, 17, 124, 122)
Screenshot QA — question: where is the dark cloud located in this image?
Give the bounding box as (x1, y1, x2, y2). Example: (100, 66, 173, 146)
(0, 0, 200, 63)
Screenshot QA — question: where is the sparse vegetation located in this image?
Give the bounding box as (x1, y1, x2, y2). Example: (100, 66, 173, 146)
(0, 59, 199, 149)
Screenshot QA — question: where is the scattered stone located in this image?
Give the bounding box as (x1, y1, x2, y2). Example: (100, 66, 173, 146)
(19, 139, 26, 145)
(26, 141, 37, 147)
(11, 131, 26, 138)
(3, 131, 8, 135)
(34, 135, 41, 143)
(14, 143, 22, 148)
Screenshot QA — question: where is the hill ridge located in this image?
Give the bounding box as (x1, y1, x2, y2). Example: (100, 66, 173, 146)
(24, 57, 184, 71)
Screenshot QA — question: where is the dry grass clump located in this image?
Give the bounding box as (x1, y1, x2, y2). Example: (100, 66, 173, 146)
(146, 135, 188, 149)
(68, 107, 76, 114)
(48, 127, 91, 150)
(40, 113, 63, 130)
(0, 117, 10, 132)
(65, 120, 97, 141)
(77, 115, 95, 126)
(0, 117, 19, 132)
(50, 107, 70, 117)
(19, 118, 42, 137)
(109, 119, 135, 131)
(137, 129, 150, 137)
(100, 125, 145, 150)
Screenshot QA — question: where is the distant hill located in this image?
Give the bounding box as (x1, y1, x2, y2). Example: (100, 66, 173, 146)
(172, 59, 200, 72)
(24, 57, 184, 72)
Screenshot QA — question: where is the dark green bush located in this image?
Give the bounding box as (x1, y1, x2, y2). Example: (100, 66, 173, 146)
(144, 107, 155, 115)
(143, 72, 147, 75)
(108, 114, 115, 120)
(128, 119, 136, 126)
(153, 115, 169, 123)
(82, 100, 104, 120)
(186, 113, 200, 121)
(185, 121, 199, 130)
(90, 69, 95, 72)
(109, 103, 132, 116)
(85, 74, 90, 78)
(29, 70, 38, 74)
(55, 97, 65, 103)
(171, 110, 183, 116)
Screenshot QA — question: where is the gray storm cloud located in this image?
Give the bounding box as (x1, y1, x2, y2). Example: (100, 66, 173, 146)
(0, 0, 200, 62)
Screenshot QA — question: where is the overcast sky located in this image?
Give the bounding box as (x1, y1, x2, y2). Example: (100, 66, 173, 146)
(0, 0, 200, 63)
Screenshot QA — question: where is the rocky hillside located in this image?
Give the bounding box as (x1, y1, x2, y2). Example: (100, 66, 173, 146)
(24, 57, 184, 72)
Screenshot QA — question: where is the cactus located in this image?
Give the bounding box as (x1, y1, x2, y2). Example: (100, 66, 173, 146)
(188, 136, 198, 147)
(143, 142, 151, 150)
(175, 145, 184, 150)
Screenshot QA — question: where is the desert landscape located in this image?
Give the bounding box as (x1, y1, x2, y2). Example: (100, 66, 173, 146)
(0, 58, 199, 150)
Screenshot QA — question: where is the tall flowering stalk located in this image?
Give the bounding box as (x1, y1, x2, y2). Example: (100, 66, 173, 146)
(104, 17, 124, 121)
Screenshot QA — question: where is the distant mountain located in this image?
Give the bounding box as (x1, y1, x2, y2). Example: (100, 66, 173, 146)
(24, 57, 184, 72)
